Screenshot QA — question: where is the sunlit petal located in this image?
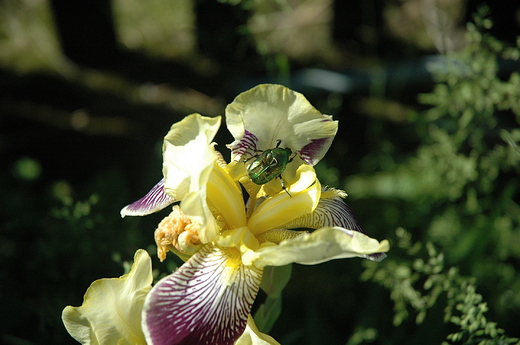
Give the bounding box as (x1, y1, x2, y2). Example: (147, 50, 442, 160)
(217, 227, 260, 253)
(162, 114, 221, 200)
(280, 186, 387, 261)
(298, 137, 336, 166)
(121, 178, 175, 218)
(226, 160, 260, 200)
(281, 186, 361, 231)
(62, 250, 152, 345)
(248, 165, 320, 235)
(234, 315, 280, 345)
(142, 245, 263, 345)
(243, 227, 390, 268)
(180, 191, 220, 244)
(227, 130, 260, 162)
(226, 84, 337, 165)
(207, 161, 247, 229)
(161, 114, 222, 243)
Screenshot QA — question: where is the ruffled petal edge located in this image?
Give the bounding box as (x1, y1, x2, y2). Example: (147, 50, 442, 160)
(244, 227, 389, 268)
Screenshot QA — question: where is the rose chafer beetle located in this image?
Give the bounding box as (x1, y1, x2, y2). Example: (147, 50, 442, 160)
(245, 140, 296, 195)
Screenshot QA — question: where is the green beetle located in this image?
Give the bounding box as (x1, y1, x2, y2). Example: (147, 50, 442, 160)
(245, 140, 295, 194)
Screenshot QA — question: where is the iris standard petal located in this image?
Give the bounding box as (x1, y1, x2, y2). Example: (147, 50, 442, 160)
(142, 245, 263, 345)
(226, 84, 337, 164)
(121, 178, 175, 217)
(162, 114, 221, 200)
(298, 136, 336, 166)
(62, 249, 152, 345)
(243, 227, 390, 268)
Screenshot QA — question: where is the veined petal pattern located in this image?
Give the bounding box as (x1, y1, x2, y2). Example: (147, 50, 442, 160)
(281, 188, 363, 232)
(226, 84, 337, 164)
(121, 179, 175, 217)
(142, 245, 263, 345)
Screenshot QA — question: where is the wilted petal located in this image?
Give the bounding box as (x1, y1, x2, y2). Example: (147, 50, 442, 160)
(121, 179, 175, 217)
(234, 315, 280, 345)
(142, 245, 263, 345)
(243, 227, 390, 268)
(226, 84, 337, 165)
(62, 249, 152, 345)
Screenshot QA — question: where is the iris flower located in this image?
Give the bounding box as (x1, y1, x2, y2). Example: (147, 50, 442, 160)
(63, 84, 389, 345)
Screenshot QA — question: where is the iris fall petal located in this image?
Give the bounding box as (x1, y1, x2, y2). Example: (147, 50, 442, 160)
(142, 245, 263, 345)
(234, 316, 280, 345)
(62, 249, 152, 345)
(244, 227, 390, 268)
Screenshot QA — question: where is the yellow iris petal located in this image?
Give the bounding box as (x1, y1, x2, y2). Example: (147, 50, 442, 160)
(235, 315, 281, 345)
(162, 114, 221, 200)
(248, 165, 321, 236)
(226, 84, 337, 163)
(62, 250, 152, 345)
(207, 162, 247, 229)
(218, 227, 260, 252)
(249, 227, 390, 268)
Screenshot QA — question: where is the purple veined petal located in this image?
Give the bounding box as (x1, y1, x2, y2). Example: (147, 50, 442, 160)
(280, 191, 365, 234)
(362, 251, 387, 262)
(228, 130, 259, 161)
(142, 244, 263, 345)
(281, 189, 387, 262)
(120, 179, 175, 218)
(318, 197, 387, 262)
(317, 197, 365, 233)
(298, 136, 334, 166)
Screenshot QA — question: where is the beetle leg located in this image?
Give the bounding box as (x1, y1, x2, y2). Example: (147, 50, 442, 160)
(288, 151, 297, 163)
(239, 153, 258, 163)
(280, 177, 292, 197)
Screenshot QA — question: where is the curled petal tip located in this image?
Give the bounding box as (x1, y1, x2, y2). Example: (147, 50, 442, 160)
(362, 239, 390, 261)
(121, 179, 175, 218)
(363, 252, 387, 262)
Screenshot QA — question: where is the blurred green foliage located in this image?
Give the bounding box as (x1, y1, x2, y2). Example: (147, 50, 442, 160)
(351, 7, 520, 345)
